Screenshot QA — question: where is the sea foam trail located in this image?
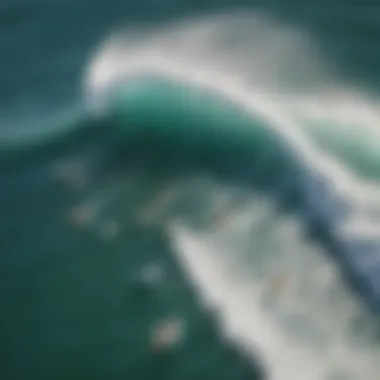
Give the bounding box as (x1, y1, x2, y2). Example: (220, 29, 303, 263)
(168, 215, 380, 380)
(168, 209, 380, 380)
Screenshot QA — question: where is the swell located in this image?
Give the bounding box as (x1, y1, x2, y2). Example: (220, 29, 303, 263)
(3, 12, 380, 378)
(3, 69, 379, 318)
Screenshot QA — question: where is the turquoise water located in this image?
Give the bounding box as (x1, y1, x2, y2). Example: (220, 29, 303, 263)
(2, 2, 380, 380)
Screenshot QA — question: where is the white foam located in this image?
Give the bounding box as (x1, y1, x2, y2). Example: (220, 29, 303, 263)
(167, 215, 380, 380)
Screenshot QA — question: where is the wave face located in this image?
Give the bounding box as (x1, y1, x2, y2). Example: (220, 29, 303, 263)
(3, 10, 380, 380)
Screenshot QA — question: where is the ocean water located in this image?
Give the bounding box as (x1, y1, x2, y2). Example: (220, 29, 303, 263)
(2, 2, 380, 380)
